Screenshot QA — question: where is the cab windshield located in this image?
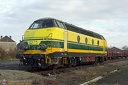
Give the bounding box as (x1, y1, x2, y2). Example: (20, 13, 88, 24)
(29, 19, 55, 29)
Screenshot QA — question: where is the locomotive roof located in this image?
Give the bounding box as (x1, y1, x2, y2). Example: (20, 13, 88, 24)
(35, 18, 105, 40)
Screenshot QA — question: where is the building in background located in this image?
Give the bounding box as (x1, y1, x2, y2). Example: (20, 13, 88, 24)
(0, 36, 16, 53)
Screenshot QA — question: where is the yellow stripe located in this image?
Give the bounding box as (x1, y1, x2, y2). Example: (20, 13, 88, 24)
(67, 49, 106, 54)
(23, 50, 46, 54)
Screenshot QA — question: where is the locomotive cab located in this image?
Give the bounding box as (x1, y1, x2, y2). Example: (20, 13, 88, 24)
(17, 18, 67, 68)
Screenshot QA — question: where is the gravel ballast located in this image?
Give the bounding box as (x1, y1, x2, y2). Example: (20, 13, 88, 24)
(0, 60, 128, 85)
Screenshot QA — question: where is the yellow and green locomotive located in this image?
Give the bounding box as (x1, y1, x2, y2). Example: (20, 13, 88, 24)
(17, 18, 107, 68)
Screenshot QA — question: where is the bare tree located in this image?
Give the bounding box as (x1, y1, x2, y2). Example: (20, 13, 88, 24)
(122, 45, 128, 50)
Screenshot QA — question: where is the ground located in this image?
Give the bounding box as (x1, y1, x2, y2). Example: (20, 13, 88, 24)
(0, 60, 128, 85)
(95, 69, 128, 85)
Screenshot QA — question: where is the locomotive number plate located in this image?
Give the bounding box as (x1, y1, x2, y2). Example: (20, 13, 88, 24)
(29, 40, 38, 45)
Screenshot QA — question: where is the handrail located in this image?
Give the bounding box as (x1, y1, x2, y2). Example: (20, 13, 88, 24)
(45, 33, 52, 40)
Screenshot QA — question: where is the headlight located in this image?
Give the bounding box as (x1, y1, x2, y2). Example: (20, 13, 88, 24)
(22, 42, 29, 50)
(23, 45, 29, 50)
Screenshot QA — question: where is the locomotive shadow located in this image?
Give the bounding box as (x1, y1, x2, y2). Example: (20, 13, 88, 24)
(0, 60, 32, 71)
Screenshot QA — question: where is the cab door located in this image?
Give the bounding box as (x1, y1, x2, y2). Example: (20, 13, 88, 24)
(64, 29, 68, 51)
(62, 23, 68, 52)
(55, 20, 68, 52)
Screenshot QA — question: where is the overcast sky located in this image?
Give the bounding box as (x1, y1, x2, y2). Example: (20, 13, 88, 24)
(0, 0, 128, 48)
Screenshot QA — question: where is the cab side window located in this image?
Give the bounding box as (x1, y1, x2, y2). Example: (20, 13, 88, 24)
(56, 21, 65, 29)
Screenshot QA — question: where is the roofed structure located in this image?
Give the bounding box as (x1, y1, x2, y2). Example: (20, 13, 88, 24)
(0, 36, 15, 42)
(0, 36, 16, 52)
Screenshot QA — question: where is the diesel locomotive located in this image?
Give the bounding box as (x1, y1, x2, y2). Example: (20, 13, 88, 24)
(16, 18, 107, 68)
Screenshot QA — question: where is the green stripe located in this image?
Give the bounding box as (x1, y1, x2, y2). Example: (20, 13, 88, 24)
(26, 40, 104, 51)
(68, 40, 103, 51)
(68, 43, 103, 51)
(40, 41, 64, 48)
(28, 41, 64, 50)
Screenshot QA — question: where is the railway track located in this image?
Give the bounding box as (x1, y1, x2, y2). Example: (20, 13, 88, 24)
(103, 58, 128, 64)
(31, 58, 128, 75)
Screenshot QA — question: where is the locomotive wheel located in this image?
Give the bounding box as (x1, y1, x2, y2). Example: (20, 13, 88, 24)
(95, 57, 104, 64)
(100, 57, 104, 63)
(71, 58, 77, 66)
(104, 57, 107, 61)
(95, 57, 99, 65)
